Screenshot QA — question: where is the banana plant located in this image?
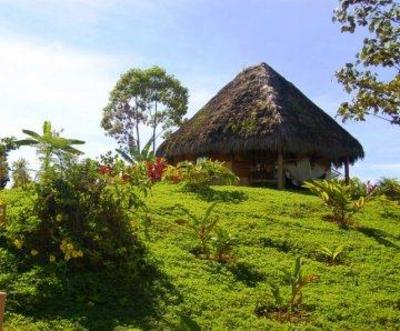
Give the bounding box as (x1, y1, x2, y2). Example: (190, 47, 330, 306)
(285, 257, 318, 312)
(116, 136, 154, 164)
(303, 180, 365, 227)
(211, 227, 236, 262)
(175, 202, 219, 256)
(316, 245, 345, 265)
(17, 121, 85, 172)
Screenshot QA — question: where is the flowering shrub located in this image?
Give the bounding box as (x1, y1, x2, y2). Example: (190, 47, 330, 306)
(146, 158, 167, 182)
(163, 159, 238, 191)
(2, 158, 150, 271)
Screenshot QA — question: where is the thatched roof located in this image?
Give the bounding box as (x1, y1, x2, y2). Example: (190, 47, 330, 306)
(157, 63, 364, 165)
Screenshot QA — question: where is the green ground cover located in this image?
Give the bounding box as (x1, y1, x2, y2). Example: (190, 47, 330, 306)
(2, 183, 400, 330)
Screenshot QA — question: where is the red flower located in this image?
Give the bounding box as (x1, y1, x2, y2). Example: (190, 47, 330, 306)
(98, 165, 112, 175)
(121, 173, 131, 183)
(146, 158, 167, 182)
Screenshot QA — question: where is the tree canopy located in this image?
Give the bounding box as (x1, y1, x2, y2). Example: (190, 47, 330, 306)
(101, 66, 188, 154)
(333, 0, 400, 125)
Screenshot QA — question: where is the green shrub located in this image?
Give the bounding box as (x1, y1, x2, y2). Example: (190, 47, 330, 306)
(375, 177, 400, 201)
(303, 180, 366, 227)
(163, 159, 238, 191)
(3, 158, 150, 270)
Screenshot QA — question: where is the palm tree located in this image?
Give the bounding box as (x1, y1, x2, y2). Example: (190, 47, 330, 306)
(12, 158, 32, 188)
(17, 121, 85, 172)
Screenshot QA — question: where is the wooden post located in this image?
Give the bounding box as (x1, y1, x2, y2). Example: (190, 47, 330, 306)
(0, 291, 6, 330)
(0, 205, 5, 225)
(277, 151, 284, 190)
(344, 158, 350, 185)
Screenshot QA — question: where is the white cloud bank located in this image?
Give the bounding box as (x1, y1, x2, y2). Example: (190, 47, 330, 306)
(0, 32, 122, 169)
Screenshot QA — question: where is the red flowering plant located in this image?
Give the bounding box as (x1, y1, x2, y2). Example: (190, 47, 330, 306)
(146, 157, 168, 182)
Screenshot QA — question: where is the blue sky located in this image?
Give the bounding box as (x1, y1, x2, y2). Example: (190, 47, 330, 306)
(0, 0, 399, 180)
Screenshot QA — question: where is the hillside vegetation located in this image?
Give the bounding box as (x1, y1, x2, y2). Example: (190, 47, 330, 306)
(2, 183, 400, 330)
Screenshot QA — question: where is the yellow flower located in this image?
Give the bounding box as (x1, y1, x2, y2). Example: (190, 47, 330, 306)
(14, 239, 23, 249)
(49, 255, 56, 263)
(30, 249, 38, 256)
(64, 253, 71, 261)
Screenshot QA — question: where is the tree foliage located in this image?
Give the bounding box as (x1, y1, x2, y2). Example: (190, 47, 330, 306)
(11, 158, 32, 188)
(102, 66, 188, 154)
(333, 0, 400, 125)
(0, 137, 20, 189)
(17, 121, 85, 174)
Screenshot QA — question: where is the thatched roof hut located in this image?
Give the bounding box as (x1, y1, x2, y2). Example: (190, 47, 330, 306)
(157, 63, 364, 188)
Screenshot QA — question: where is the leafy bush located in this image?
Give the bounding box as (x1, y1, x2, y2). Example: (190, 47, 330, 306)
(375, 177, 400, 201)
(163, 159, 238, 191)
(348, 178, 376, 199)
(303, 180, 366, 227)
(3, 158, 150, 271)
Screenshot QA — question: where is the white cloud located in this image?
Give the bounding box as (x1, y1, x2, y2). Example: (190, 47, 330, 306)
(370, 163, 400, 171)
(0, 32, 125, 169)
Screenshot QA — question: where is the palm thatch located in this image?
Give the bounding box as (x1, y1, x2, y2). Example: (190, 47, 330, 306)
(157, 63, 364, 165)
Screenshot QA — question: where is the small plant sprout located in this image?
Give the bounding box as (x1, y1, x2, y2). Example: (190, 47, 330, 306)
(175, 202, 219, 257)
(256, 257, 318, 321)
(316, 245, 346, 265)
(286, 257, 318, 312)
(211, 227, 236, 262)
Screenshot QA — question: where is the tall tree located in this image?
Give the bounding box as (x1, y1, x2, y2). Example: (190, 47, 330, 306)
(12, 158, 32, 188)
(102, 69, 148, 153)
(102, 66, 188, 154)
(333, 0, 400, 125)
(0, 137, 19, 189)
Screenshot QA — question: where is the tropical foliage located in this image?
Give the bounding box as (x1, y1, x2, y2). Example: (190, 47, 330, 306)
(175, 202, 219, 256)
(375, 177, 400, 201)
(11, 159, 32, 188)
(163, 159, 239, 191)
(333, 0, 400, 125)
(101, 66, 189, 153)
(17, 121, 85, 175)
(303, 180, 366, 227)
(316, 245, 346, 265)
(257, 257, 318, 321)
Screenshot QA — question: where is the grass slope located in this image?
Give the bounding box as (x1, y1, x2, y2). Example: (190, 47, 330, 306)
(4, 184, 400, 330)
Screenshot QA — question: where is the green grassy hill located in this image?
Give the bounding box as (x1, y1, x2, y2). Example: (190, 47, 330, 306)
(3, 184, 400, 330)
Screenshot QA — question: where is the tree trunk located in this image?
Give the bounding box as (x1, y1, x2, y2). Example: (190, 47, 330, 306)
(152, 102, 158, 152)
(0, 291, 6, 330)
(344, 158, 350, 185)
(134, 98, 140, 151)
(277, 150, 284, 190)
